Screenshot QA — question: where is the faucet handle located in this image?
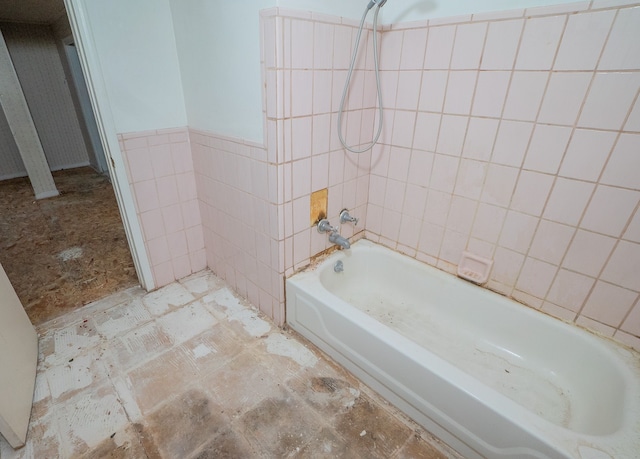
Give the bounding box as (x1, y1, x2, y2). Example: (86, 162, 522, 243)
(340, 209, 359, 226)
(317, 219, 337, 234)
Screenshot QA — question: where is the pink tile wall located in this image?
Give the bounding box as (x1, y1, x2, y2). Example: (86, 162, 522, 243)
(190, 129, 284, 324)
(358, 1, 640, 350)
(119, 127, 206, 288)
(261, 9, 372, 285)
(261, 1, 640, 350)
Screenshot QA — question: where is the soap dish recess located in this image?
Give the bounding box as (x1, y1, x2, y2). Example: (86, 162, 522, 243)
(457, 251, 493, 285)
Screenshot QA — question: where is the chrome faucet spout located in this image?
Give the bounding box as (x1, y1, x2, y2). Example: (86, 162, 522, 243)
(329, 232, 351, 250)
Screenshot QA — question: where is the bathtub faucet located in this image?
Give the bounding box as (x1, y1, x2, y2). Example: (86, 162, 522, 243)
(317, 219, 351, 249)
(339, 209, 359, 226)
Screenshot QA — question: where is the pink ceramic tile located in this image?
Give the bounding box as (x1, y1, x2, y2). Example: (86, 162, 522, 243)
(462, 117, 499, 161)
(503, 71, 549, 121)
(311, 113, 330, 156)
(626, 96, 640, 132)
(481, 19, 524, 70)
(454, 159, 487, 200)
(291, 70, 313, 117)
(379, 30, 404, 70)
(538, 72, 592, 125)
(515, 257, 557, 299)
(391, 110, 417, 149)
(510, 171, 554, 217)
(418, 70, 448, 112)
(579, 72, 640, 130)
(625, 208, 640, 243)
(291, 117, 312, 161)
(379, 70, 399, 111)
(181, 199, 202, 229)
(292, 196, 310, 234)
(313, 71, 332, 115)
(555, 10, 616, 70)
(601, 240, 640, 290)
(395, 71, 422, 110)
(291, 20, 313, 69)
(424, 25, 455, 69)
(491, 120, 534, 167)
(380, 208, 402, 241)
(498, 210, 538, 253)
(311, 153, 329, 191)
(543, 177, 594, 226)
(563, 229, 616, 277)
(435, 115, 468, 156)
(523, 125, 572, 174)
(491, 247, 525, 286)
(313, 22, 334, 70)
(291, 158, 311, 200)
(528, 220, 574, 264)
(147, 236, 171, 266)
(175, 173, 197, 202)
(481, 164, 519, 208)
(185, 226, 205, 253)
(384, 178, 406, 211)
(446, 196, 477, 234)
(133, 180, 160, 213)
(471, 71, 510, 118)
(582, 280, 638, 326)
(166, 231, 189, 258)
(601, 133, 640, 189)
(424, 190, 452, 227)
(546, 269, 594, 312)
(598, 6, 640, 70)
(400, 28, 428, 70)
(123, 136, 148, 150)
(582, 186, 639, 237)
(153, 261, 175, 288)
(439, 230, 468, 264)
(126, 148, 154, 183)
(576, 315, 616, 336)
(515, 15, 566, 70)
(558, 129, 617, 182)
(402, 183, 428, 218)
(407, 150, 434, 187)
(387, 146, 411, 182)
(162, 204, 185, 234)
(172, 142, 193, 174)
(429, 154, 460, 193)
(190, 248, 207, 274)
(418, 222, 445, 257)
(332, 25, 352, 70)
(451, 22, 486, 70)
(621, 299, 640, 336)
(540, 302, 577, 322)
(156, 176, 180, 208)
(472, 203, 506, 244)
(413, 113, 441, 153)
(443, 71, 477, 115)
(172, 254, 192, 280)
(292, 228, 310, 266)
(398, 214, 422, 248)
(150, 144, 174, 178)
(140, 209, 165, 242)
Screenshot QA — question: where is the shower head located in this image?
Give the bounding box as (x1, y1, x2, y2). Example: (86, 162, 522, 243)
(366, 0, 388, 10)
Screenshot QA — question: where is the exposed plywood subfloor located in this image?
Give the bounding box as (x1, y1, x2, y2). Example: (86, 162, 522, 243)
(0, 270, 461, 458)
(0, 167, 138, 326)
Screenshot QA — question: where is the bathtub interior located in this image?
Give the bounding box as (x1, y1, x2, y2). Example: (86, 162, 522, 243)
(311, 240, 631, 436)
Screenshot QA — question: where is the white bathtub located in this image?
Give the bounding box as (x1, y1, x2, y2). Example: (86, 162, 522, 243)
(286, 239, 640, 459)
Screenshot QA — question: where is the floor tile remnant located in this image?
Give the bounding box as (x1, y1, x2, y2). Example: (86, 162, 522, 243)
(0, 270, 462, 459)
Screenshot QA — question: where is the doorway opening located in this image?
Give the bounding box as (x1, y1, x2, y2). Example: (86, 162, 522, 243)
(0, 10, 139, 325)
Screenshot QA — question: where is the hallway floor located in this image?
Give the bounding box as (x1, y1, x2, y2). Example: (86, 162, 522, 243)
(0, 167, 138, 326)
(0, 270, 459, 458)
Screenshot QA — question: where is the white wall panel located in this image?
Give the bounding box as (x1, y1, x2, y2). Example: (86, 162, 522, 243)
(1, 22, 89, 173)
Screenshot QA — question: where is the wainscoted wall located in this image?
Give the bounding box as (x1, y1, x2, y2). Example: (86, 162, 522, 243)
(0, 23, 90, 179)
(261, 1, 640, 349)
(118, 127, 206, 287)
(120, 0, 640, 350)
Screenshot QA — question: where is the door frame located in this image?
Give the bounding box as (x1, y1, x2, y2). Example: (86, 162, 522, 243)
(63, 0, 155, 291)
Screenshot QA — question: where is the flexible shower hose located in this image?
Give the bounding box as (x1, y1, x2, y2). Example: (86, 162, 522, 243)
(337, 3, 384, 154)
